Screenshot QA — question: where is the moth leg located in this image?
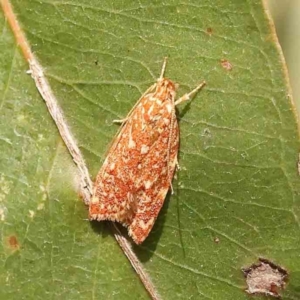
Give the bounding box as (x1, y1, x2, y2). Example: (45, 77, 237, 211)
(174, 156, 180, 170)
(169, 162, 181, 195)
(113, 117, 128, 124)
(174, 81, 206, 106)
(170, 183, 174, 195)
(168, 158, 179, 195)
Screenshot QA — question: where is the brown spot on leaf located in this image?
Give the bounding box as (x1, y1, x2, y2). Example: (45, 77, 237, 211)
(206, 27, 213, 35)
(242, 258, 288, 298)
(8, 235, 20, 250)
(221, 59, 232, 71)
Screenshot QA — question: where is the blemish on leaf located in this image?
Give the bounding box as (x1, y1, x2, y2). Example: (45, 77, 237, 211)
(214, 237, 220, 244)
(242, 258, 288, 298)
(8, 235, 20, 250)
(220, 59, 232, 71)
(206, 27, 213, 35)
(202, 128, 212, 138)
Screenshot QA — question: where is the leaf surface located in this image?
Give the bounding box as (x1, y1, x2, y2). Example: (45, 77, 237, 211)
(1, 1, 300, 299)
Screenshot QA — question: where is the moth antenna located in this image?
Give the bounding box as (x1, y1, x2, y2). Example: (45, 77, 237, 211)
(159, 57, 168, 80)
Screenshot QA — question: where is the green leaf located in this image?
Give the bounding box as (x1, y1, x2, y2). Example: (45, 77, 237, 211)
(1, 0, 300, 299)
(0, 8, 148, 300)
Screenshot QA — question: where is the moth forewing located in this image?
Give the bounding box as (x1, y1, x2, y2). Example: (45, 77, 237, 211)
(128, 101, 180, 243)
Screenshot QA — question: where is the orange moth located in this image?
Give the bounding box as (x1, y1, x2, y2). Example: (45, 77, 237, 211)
(89, 58, 205, 244)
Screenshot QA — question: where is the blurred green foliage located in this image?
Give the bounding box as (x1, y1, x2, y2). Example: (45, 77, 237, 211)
(268, 0, 300, 112)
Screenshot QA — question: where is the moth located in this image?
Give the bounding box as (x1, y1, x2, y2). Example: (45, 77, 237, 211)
(89, 58, 205, 244)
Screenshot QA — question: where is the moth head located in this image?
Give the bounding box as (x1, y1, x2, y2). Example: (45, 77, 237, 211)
(155, 78, 176, 101)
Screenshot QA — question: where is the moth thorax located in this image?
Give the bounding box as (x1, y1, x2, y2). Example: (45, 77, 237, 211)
(155, 78, 176, 101)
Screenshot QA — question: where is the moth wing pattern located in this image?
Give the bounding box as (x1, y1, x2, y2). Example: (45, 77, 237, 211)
(128, 108, 179, 243)
(89, 96, 150, 225)
(89, 84, 157, 222)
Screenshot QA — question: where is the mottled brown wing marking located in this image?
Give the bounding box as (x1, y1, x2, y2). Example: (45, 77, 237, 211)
(129, 125, 178, 244)
(90, 96, 151, 224)
(98, 83, 157, 172)
(128, 101, 179, 244)
(89, 88, 172, 225)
